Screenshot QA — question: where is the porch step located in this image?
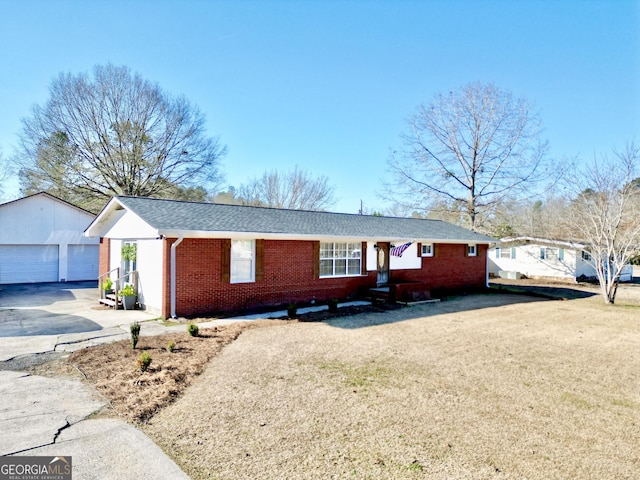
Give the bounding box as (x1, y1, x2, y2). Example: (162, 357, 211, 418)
(368, 286, 391, 305)
(99, 293, 121, 309)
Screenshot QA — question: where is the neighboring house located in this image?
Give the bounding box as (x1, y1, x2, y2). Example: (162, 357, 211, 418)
(488, 236, 633, 282)
(85, 196, 495, 318)
(0, 192, 99, 284)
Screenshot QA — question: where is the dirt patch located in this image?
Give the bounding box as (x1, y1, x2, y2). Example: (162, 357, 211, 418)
(142, 292, 639, 480)
(51, 304, 401, 423)
(68, 320, 288, 422)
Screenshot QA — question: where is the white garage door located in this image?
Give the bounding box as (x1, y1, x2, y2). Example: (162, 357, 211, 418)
(67, 244, 99, 281)
(0, 245, 59, 284)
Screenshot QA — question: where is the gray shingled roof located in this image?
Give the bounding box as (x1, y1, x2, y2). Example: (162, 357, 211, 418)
(115, 196, 495, 243)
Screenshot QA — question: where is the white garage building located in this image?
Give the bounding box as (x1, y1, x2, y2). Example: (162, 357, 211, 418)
(0, 192, 99, 284)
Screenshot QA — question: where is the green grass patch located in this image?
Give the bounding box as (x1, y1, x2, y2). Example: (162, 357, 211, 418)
(560, 392, 594, 409)
(319, 360, 393, 389)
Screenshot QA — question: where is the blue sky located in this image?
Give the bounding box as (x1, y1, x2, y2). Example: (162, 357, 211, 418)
(0, 0, 638, 213)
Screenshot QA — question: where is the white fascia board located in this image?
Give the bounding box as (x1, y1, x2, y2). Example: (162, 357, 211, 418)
(85, 198, 160, 239)
(498, 236, 587, 250)
(84, 197, 124, 237)
(156, 229, 491, 244)
(157, 230, 373, 241)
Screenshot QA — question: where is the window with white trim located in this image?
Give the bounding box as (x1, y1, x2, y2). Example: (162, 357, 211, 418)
(421, 243, 434, 257)
(540, 247, 562, 261)
(320, 242, 361, 277)
(467, 244, 477, 256)
(581, 250, 591, 261)
(231, 239, 255, 283)
(496, 247, 515, 259)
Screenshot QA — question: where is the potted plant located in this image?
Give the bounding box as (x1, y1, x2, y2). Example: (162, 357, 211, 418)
(121, 243, 137, 262)
(103, 277, 113, 295)
(119, 284, 137, 310)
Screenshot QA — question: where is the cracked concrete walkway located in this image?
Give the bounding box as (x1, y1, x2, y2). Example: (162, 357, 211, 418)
(0, 370, 189, 479)
(0, 283, 189, 479)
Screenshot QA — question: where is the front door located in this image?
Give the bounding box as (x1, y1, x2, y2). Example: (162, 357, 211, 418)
(377, 242, 390, 285)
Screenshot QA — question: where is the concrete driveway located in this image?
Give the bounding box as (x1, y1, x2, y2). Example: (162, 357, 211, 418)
(0, 282, 157, 360)
(0, 282, 189, 479)
(0, 282, 152, 336)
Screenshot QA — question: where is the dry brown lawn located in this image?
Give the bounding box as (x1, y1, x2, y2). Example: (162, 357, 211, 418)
(57, 285, 640, 479)
(137, 291, 640, 480)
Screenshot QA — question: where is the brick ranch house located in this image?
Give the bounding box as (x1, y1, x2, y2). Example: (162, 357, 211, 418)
(85, 196, 494, 318)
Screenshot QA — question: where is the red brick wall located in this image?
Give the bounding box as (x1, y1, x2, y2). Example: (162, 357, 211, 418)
(160, 238, 488, 318)
(99, 237, 110, 276)
(392, 243, 488, 296)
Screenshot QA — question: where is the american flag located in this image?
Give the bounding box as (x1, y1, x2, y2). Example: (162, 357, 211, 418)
(390, 241, 413, 257)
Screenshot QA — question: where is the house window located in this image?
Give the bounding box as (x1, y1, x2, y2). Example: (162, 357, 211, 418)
(467, 244, 477, 257)
(540, 247, 559, 261)
(421, 243, 434, 257)
(320, 242, 361, 277)
(121, 241, 137, 280)
(582, 251, 591, 261)
(496, 247, 514, 259)
(231, 240, 255, 283)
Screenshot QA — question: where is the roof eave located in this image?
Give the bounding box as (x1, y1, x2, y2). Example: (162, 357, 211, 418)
(154, 229, 492, 243)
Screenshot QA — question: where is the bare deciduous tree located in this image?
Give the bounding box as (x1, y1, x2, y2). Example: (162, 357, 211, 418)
(16, 64, 225, 212)
(0, 148, 9, 197)
(238, 166, 336, 210)
(488, 193, 570, 239)
(565, 144, 640, 304)
(385, 82, 552, 231)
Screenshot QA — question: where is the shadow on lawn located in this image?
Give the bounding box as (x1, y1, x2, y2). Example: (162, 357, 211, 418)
(322, 284, 596, 330)
(320, 288, 568, 329)
(488, 282, 597, 300)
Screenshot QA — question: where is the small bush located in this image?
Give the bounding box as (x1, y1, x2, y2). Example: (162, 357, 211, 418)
(166, 340, 176, 353)
(328, 298, 339, 313)
(103, 277, 113, 291)
(287, 303, 297, 318)
(137, 352, 152, 372)
(187, 322, 199, 337)
(130, 321, 141, 349)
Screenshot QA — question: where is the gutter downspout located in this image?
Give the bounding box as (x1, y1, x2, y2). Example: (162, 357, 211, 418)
(170, 236, 184, 319)
(486, 244, 490, 288)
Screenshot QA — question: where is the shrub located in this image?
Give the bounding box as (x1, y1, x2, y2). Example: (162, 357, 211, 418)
(287, 303, 297, 318)
(137, 352, 152, 372)
(130, 321, 141, 349)
(166, 340, 176, 353)
(328, 298, 339, 313)
(103, 277, 113, 291)
(187, 322, 199, 337)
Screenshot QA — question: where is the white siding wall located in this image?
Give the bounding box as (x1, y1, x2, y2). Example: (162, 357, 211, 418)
(0, 194, 98, 282)
(366, 242, 377, 271)
(109, 239, 123, 276)
(390, 242, 421, 270)
(489, 244, 578, 280)
(575, 254, 597, 278)
(104, 210, 159, 239)
(108, 238, 164, 314)
(365, 241, 422, 271)
(136, 239, 164, 313)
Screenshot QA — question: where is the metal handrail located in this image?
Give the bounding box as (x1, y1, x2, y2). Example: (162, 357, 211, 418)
(114, 270, 138, 295)
(98, 267, 120, 299)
